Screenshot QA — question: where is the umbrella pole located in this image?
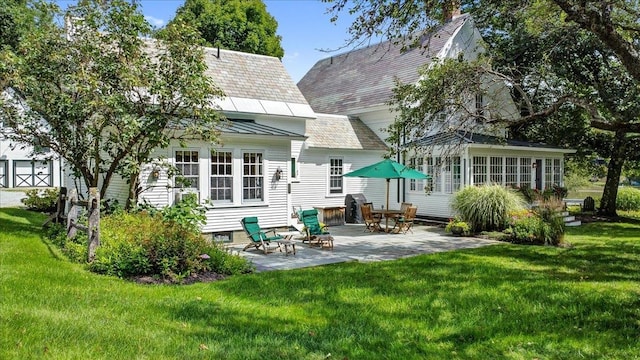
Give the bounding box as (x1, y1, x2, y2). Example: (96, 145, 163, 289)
(385, 179, 390, 232)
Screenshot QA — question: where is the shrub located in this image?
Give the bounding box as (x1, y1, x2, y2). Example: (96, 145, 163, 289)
(616, 187, 640, 211)
(445, 218, 471, 235)
(89, 211, 252, 280)
(21, 188, 59, 212)
(506, 199, 565, 246)
(451, 184, 526, 232)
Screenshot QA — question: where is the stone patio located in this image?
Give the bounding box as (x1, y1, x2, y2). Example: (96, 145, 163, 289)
(229, 223, 498, 272)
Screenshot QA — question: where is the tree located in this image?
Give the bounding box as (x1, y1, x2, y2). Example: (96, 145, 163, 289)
(0, 0, 224, 208)
(324, 0, 640, 216)
(0, 0, 32, 51)
(168, 0, 284, 58)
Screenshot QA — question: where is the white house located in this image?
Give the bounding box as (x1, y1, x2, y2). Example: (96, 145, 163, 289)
(0, 90, 63, 189)
(53, 11, 572, 240)
(297, 13, 575, 219)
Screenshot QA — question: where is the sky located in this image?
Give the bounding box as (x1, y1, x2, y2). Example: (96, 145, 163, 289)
(55, 0, 359, 83)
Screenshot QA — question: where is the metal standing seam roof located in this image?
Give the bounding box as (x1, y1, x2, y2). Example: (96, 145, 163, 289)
(219, 119, 306, 139)
(297, 14, 470, 115)
(413, 131, 574, 151)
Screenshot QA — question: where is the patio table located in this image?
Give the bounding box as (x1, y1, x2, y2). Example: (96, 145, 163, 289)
(371, 209, 404, 233)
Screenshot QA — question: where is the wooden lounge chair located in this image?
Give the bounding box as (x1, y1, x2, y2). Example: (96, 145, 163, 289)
(393, 206, 417, 234)
(240, 217, 284, 254)
(299, 209, 334, 249)
(361, 203, 381, 232)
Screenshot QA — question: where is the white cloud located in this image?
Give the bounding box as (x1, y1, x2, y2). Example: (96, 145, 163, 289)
(282, 51, 300, 63)
(145, 15, 165, 27)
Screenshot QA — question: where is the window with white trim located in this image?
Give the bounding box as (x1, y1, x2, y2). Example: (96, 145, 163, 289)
(243, 152, 263, 201)
(553, 159, 562, 185)
(425, 157, 434, 192)
(210, 151, 233, 202)
(545, 158, 552, 188)
(473, 156, 487, 185)
(175, 150, 199, 189)
(433, 157, 442, 193)
(505, 157, 518, 187)
(452, 157, 461, 191)
(443, 158, 452, 193)
(520, 157, 532, 188)
(409, 157, 424, 192)
(490, 156, 503, 184)
(329, 157, 343, 194)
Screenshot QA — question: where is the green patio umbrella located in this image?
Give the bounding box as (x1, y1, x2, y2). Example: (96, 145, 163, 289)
(343, 158, 430, 210)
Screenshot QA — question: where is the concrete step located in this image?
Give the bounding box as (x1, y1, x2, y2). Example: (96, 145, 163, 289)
(559, 211, 569, 217)
(565, 220, 582, 227)
(563, 215, 575, 222)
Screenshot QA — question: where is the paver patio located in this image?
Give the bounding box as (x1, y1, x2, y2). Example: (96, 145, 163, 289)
(229, 223, 498, 271)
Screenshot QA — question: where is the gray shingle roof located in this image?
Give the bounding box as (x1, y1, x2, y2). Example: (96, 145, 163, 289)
(305, 114, 388, 150)
(203, 47, 308, 104)
(297, 14, 470, 114)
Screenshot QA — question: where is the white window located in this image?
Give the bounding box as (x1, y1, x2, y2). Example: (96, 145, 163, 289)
(475, 93, 484, 117)
(425, 157, 434, 192)
(434, 157, 442, 193)
(243, 152, 263, 201)
(505, 157, 518, 187)
(520, 157, 532, 188)
(329, 157, 343, 194)
(473, 156, 487, 185)
(443, 158, 452, 193)
(210, 151, 233, 203)
(175, 150, 199, 189)
(545, 158, 553, 188)
(490, 156, 503, 184)
(452, 157, 461, 191)
(553, 159, 562, 185)
(409, 157, 424, 192)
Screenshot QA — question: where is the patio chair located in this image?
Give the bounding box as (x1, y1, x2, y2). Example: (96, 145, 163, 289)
(361, 203, 381, 232)
(393, 206, 417, 234)
(240, 217, 284, 254)
(299, 209, 334, 249)
(400, 202, 413, 212)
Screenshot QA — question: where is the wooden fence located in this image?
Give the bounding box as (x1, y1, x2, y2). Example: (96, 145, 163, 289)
(44, 186, 100, 262)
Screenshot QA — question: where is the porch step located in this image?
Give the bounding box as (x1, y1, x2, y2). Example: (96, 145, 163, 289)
(563, 215, 575, 222)
(559, 211, 569, 217)
(565, 220, 582, 227)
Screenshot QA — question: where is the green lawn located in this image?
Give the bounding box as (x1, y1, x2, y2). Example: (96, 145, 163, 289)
(1, 208, 640, 359)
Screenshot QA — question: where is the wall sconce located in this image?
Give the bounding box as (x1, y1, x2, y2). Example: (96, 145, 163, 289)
(532, 162, 537, 169)
(274, 168, 283, 181)
(150, 166, 161, 180)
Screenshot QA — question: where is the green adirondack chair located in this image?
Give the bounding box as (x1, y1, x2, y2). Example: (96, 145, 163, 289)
(240, 217, 283, 254)
(299, 209, 333, 249)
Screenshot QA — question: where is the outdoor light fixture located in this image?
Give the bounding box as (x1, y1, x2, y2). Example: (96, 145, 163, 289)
(275, 168, 283, 181)
(532, 162, 537, 168)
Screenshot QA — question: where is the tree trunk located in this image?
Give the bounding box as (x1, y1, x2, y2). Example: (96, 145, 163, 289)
(125, 170, 140, 210)
(598, 131, 627, 216)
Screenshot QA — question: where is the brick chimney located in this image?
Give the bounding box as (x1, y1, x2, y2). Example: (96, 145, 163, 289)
(443, 0, 461, 22)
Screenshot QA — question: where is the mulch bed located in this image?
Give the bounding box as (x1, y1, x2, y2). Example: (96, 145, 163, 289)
(131, 271, 227, 285)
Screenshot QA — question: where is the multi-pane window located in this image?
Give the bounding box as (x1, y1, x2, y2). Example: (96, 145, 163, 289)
(553, 159, 562, 185)
(473, 156, 487, 185)
(505, 157, 518, 187)
(520, 157, 532, 188)
(210, 151, 233, 202)
(490, 156, 503, 184)
(433, 157, 442, 193)
(329, 157, 343, 194)
(452, 157, 461, 191)
(290, 157, 297, 179)
(175, 150, 199, 189)
(443, 158, 452, 193)
(545, 159, 553, 188)
(243, 152, 263, 201)
(475, 93, 484, 117)
(409, 157, 424, 192)
(425, 157, 434, 192)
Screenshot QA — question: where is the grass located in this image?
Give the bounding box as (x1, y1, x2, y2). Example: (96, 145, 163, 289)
(2, 208, 640, 359)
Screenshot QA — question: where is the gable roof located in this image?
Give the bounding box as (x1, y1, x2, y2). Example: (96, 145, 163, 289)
(297, 14, 470, 115)
(304, 114, 388, 150)
(202, 47, 315, 118)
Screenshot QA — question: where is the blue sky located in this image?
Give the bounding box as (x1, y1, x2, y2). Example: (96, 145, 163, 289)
(55, 0, 358, 83)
